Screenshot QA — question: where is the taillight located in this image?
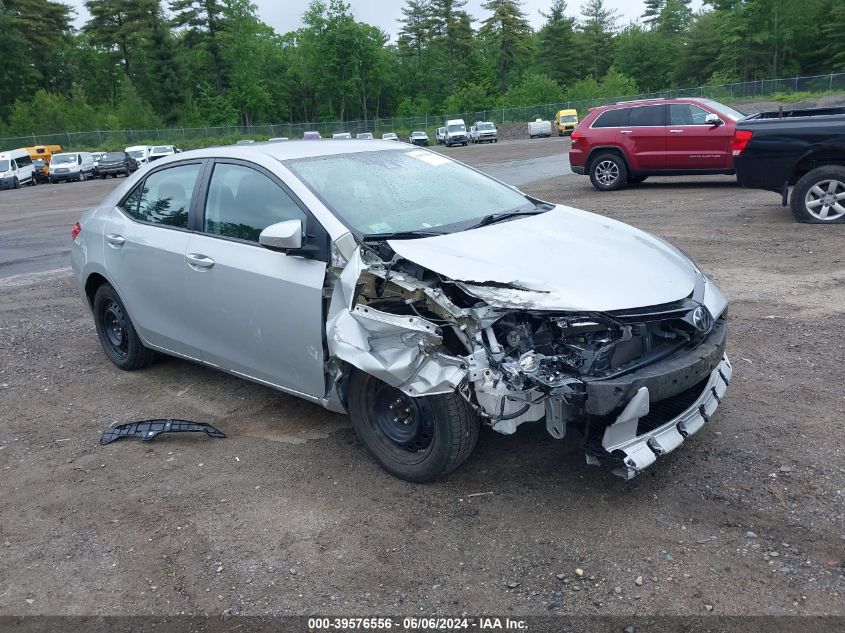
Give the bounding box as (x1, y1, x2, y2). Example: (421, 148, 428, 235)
(571, 131, 582, 140)
(71, 222, 81, 241)
(732, 130, 753, 156)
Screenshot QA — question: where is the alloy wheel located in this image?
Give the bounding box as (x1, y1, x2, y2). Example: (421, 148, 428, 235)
(805, 179, 845, 221)
(594, 160, 620, 186)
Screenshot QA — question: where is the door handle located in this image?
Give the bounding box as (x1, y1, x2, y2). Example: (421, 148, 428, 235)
(106, 233, 125, 247)
(619, 130, 633, 135)
(186, 253, 215, 269)
(669, 129, 685, 133)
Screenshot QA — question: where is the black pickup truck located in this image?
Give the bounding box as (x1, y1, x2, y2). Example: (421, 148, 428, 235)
(733, 107, 845, 223)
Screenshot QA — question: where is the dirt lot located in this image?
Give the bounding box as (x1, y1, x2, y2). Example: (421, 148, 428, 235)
(0, 138, 843, 620)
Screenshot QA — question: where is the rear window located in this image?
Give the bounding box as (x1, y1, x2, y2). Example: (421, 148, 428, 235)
(592, 108, 629, 128)
(629, 105, 666, 126)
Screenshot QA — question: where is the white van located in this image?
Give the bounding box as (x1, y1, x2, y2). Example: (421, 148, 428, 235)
(444, 119, 468, 147)
(0, 148, 36, 189)
(49, 152, 95, 183)
(126, 145, 152, 165)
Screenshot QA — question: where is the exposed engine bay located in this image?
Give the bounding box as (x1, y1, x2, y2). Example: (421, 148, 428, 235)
(325, 238, 730, 479)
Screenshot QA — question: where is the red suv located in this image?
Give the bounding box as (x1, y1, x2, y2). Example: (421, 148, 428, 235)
(569, 98, 745, 191)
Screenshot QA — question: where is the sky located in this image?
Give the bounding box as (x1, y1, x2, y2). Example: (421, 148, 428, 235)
(64, 0, 705, 38)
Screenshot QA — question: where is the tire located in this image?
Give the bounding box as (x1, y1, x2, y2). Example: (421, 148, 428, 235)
(790, 166, 845, 224)
(124, 168, 130, 177)
(627, 175, 648, 184)
(93, 283, 155, 371)
(589, 152, 627, 191)
(347, 370, 480, 482)
(79, 172, 86, 182)
(12, 177, 19, 189)
(29, 176, 37, 186)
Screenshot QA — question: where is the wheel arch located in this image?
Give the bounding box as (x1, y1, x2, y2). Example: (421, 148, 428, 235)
(587, 146, 632, 174)
(792, 150, 845, 183)
(84, 272, 112, 310)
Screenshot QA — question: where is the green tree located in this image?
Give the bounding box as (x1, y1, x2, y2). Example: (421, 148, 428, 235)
(612, 24, 674, 92)
(429, 0, 474, 91)
(577, 0, 619, 78)
(0, 1, 40, 116)
(444, 83, 490, 113)
(498, 73, 564, 106)
(169, 0, 226, 90)
(83, 0, 160, 77)
(675, 11, 721, 85)
(534, 0, 578, 87)
(479, 0, 533, 91)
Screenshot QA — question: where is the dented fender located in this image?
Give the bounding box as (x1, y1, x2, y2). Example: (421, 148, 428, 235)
(326, 247, 468, 398)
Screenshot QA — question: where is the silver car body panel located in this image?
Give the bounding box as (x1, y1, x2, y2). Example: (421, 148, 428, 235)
(72, 140, 732, 480)
(387, 206, 698, 312)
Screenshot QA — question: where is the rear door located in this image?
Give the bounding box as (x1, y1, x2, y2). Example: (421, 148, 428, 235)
(618, 104, 667, 171)
(667, 103, 733, 170)
(102, 160, 206, 357)
(183, 159, 328, 397)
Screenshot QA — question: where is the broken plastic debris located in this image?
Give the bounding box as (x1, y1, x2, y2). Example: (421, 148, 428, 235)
(100, 419, 227, 445)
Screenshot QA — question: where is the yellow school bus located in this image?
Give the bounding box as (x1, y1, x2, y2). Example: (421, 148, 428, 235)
(554, 109, 579, 136)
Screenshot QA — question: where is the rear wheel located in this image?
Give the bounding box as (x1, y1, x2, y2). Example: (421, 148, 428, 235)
(791, 166, 845, 223)
(589, 153, 627, 191)
(347, 370, 479, 482)
(93, 283, 155, 371)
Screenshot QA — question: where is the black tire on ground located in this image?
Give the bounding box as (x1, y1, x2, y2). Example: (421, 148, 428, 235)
(790, 165, 845, 224)
(79, 171, 86, 182)
(347, 370, 480, 483)
(92, 283, 155, 371)
(589, 152, 627, 191)
(29, 176, 37, 186)
(627, 175, 648, 184)
(124, 168, 130, 177)
(12, 177, 19, 189)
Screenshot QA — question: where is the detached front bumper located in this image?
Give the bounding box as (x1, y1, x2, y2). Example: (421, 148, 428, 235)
(599, 355, 732, 479)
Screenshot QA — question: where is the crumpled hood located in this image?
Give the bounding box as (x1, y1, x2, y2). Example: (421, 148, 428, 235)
(388, 205, 699, 312)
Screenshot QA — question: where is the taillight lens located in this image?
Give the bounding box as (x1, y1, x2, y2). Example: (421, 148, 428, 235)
(71, 222, 81, 241)
(571, 131, 582, 140)
(732, 130, 753, 156)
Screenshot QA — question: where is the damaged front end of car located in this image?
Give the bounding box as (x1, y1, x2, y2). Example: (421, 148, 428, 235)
(324, 232, 730, 480)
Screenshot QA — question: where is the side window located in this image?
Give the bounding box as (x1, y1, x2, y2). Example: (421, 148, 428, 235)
(16, 155, 32, 168)
(203, 163, 306, 243)
(628, 105, 666, 127)
(119, 163, 201, 228)
(670, 104, 711, 126)
(593, 108, 629, 128)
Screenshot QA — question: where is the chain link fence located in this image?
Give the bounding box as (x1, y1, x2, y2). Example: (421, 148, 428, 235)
(3, 72, 844, 150)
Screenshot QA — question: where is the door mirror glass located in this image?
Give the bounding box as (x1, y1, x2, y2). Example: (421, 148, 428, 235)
(259, 219, 302, 251)
(705, 113, 723, 126)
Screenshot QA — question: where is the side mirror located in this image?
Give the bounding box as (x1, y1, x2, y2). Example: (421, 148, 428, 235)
(705, 113, 723, 126)
(259, 219, 303, 251)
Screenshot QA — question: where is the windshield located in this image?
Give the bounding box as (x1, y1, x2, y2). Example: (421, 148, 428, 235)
(152, 146, 172, 153)
(447, 124, 465, 132)
(127, 150, 145, 158)
(286, 149, 532, 236)
(0, 160, 9, 172)
(411, 131, 426, 137)
(701, 99, 745, 121)
(560, 115, 578, 123)
(33, 159, 45, 167)
(52, 154, 76, 164)
(105, 152, 125, 160)
(477, 123, 495, 130)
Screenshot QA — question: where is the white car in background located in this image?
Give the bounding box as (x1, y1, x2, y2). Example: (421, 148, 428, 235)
(356, 133, 374, 140)
(332, 132, 352, 140)
(126, 145, 152, 165)
(149, 145, 179, 161)
(381, 132, 399, 141)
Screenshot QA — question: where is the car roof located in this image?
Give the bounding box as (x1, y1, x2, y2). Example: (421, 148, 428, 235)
(598, 97, 707, 111)
(166, 140, 406, 163)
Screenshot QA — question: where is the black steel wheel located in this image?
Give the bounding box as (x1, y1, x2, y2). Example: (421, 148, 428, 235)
(93, 283, 154, 370)
(347, 370, 479, 482)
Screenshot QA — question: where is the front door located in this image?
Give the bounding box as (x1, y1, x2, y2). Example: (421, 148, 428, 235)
(102, 161, 206, 357)
(184, 160, 328, 398)
(667, 103, 733, 170)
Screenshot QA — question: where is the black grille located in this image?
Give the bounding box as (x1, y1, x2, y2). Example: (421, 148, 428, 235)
(636, 377, 709, 434)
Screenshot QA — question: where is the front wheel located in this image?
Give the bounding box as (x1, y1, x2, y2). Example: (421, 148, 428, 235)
(12, 178, 19, 189)
(589, 153, 627, 191)
(347, 370, 479, 482)
(93, 283, 155, 370)
(791, 166, 845, 223)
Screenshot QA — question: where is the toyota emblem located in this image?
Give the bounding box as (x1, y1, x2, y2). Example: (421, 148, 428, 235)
(692, 306, 709, 331)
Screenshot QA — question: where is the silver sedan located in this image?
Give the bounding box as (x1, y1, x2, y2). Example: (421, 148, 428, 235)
(71, 141, 731, 482)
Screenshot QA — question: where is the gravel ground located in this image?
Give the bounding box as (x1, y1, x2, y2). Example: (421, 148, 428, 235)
(0, 138, 843, 620)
